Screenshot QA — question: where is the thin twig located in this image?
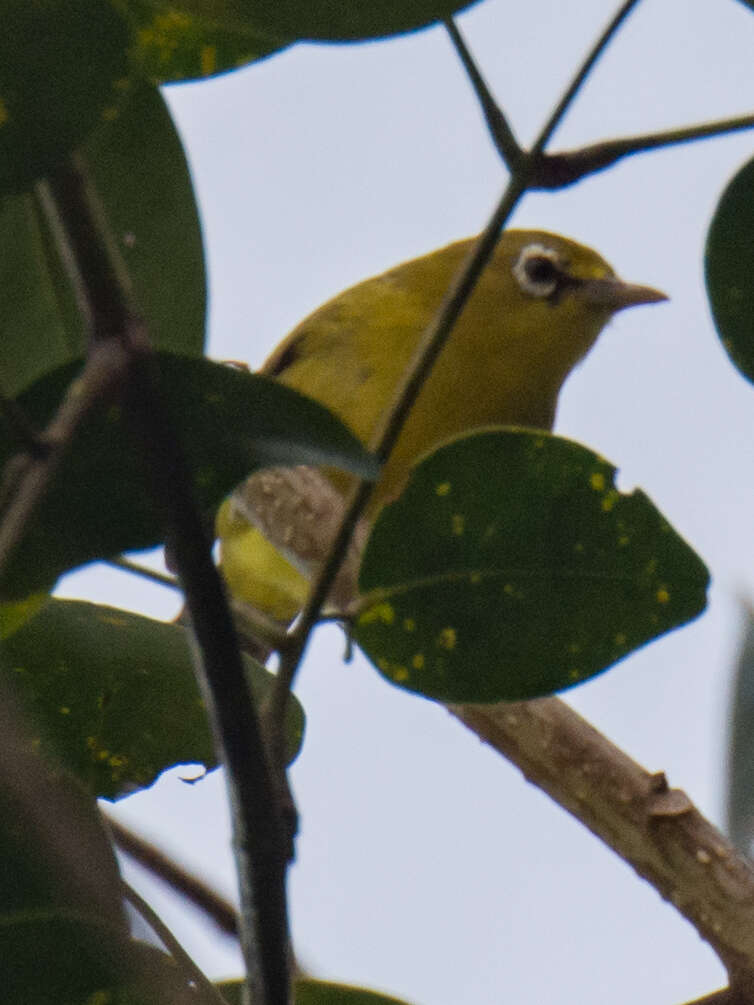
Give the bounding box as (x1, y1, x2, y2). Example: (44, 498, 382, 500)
(107, 554, 181, 591)
(127, 356, 291, 1004)
(444, 18, 523, 171)
(268, 0, 644, 736)
(448, 6, 754, 190)
(122, 881, 231, 1005)
(46, 155, 290, 1005)
(0, 339, 130, 579)
(107, 815, 239, 938)
(529, 112, 754, 188)
(534, 0, 643, 153)
(34, 177, 95, 332)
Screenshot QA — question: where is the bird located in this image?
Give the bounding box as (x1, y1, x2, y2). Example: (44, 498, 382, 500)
(217, 230, 666, 622)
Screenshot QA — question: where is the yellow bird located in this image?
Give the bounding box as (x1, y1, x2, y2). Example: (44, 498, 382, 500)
(218, 230, 666, 621)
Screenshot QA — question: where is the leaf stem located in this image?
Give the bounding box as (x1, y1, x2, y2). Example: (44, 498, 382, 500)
(107, 555, 180, 590)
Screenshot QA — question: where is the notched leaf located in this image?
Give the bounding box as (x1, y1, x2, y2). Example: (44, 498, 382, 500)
(0, 598, 304, 799)
(355, 429, 709, 702)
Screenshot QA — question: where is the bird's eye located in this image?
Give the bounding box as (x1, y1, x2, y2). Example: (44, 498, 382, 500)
(512, 244, 563, 299)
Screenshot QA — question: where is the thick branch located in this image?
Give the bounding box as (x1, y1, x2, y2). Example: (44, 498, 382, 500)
(450, 699, 754, 988)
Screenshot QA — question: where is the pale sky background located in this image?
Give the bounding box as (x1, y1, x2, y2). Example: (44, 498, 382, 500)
(59, 1, 754, 1002)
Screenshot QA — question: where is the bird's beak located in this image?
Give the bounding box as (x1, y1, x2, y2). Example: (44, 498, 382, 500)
(579, 276, 668, 312)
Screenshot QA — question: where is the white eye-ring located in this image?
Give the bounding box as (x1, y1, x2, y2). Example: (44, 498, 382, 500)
(512, 243, 563, 299)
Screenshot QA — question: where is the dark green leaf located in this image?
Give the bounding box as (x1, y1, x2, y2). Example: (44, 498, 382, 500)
(156, 0, 480, 42)
(0, 86, 205, 398)
(725, 605, 754, 854)
(705, 153, 754, 383)
(355, 430, 709, 702)
(218, 978, 415, 1005)
(0, 189, 86, 398)
(84, 84, 207, 358)
(295, 980, 417, 1005)
(1, 598, 304, 799)
(123, 0, 286, 81)
(0, 353, 377, 599)
(0, 703, 130, 1004)
(1, 914, 131, 1005)
(0, 0, 131, 192)
(2, 920, 195, 1005)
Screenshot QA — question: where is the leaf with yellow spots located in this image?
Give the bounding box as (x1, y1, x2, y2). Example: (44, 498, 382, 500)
(0, 598, 305, 799)
(122, 0, 286, 83)
(355, 429, 709, 702)
(0, 353, 376, 600)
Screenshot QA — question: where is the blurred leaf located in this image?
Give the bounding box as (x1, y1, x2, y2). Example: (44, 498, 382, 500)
(84, 84, 207, 357)
(218, 978, 415, 1005)
(726, 604, 754, 854)
(0, 0, 131, 192)
(155, 0, 480, 42)
(3, 921, 197, 1005)
(295, 981, 417, 1005)
(2, 914, 131, 1005)
(0, 353, 377, 599)
(0, 690, 131, 1004)
(0, 598, 304, 799)
(122, 0, 286, 81)
(705, 153, 754, 383)
(0, 593, 49, 640)
(0, 86, 205, 398)
(356, 429, 709, 702)
(0, 187, 87, 398)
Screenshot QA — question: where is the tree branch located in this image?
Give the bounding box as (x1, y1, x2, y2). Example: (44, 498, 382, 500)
(107, 815, 239, 939)
(40, 155, 291, 1005)
(450, 699, 754, 991)
(448, 5, 754, 191)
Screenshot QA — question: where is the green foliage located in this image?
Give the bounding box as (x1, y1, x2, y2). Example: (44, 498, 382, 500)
(138, 0, 480, 42)
(0, 1, 131, 192)
(726, 606, 754, 854)
(0, 598, 303, 799)
(0, 731, 128, 1004)
(356, 430, 709, 702)
(218, 977, 416, 1004)
(705, 154, 754, 383)
(84, 85, 207, 358)
(120, 0, 286, 81)
(0, 354, 376, 599)
(0, 86, 205, 398)
(0, 0, 749, 1001)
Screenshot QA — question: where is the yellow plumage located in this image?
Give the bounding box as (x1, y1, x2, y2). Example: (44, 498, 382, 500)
(218, 230, 665, 620)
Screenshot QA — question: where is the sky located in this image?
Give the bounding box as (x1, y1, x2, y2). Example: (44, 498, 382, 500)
(59, 1, 754, 1002)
